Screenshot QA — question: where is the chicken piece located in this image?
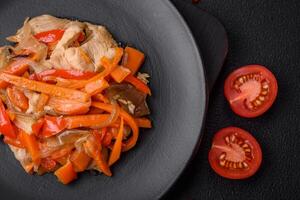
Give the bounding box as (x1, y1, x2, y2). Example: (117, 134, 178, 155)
(48, 22, 116, 72)
(47, 22, 95, 71)
(7, 15, 69, 42)
(81, 23, 117, 71)
(9, 145, 34, 173)
(8, 21, 48, 61)
(55, 21, 85, 49)
(28, 14, 70, 35)
(0, 46, 12, 69)
(7, 15, 117, 72)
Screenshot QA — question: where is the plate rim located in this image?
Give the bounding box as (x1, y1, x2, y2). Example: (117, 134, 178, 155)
(156, 1, 208, 199)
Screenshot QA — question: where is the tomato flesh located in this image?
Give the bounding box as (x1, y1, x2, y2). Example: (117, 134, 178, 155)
(208, 127, 262, 179)
(224, 65, 278, 118)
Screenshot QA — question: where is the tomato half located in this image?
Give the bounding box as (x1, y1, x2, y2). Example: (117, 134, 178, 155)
(208, 127, 262, 179)
(224, 65, 278, 118)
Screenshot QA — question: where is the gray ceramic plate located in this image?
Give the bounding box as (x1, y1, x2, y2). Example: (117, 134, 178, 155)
(0, 0, 207, 199)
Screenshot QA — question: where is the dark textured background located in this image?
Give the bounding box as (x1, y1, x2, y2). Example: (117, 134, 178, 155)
(166, 0, 300, 199)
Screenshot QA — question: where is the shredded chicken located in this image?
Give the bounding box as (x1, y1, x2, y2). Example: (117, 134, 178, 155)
(9, 145, 33, 173)
(81, 23, 117, 71)
(28, 15, 70, 35)
(11, 21, 48, 61)
(7, 15, 117, 72)
(0, 46, 12, 69)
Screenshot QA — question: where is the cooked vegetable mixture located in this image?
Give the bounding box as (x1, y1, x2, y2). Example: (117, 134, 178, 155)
(0, 15, 152, 184)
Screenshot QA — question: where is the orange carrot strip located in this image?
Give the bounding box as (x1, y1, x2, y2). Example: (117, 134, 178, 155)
(108, 117, 124, 166)
(36, 93, 49, 112)
(54, 161, 77, 184)
(66, 71, 106, 90)
(55, 78, 80, 88)
(111, 47, 124, 66)
(0, 59, 29, 89)
(47, 97, 90, 115)
(67, 47, 124, 89)
(124, 74, 151, 95)
(95, 148, 112, 176)
(84, 136, 112, 176)
(64, 114, 113, 129)
(110, 66, 131, 83)
(70, 150, 91, 172)
(135, 118, 152, 128)
(6, 109, 16, 121)
(87, 107, 104, 114)
(84, 79, 109, 96)
(21, 130, 41, 165)
(50, 144, 74, 160)
(91, 102, 139, 152)
(92, 93, 109, 103)
(124, 47, 145, 74)
(0, 73, 90, 102)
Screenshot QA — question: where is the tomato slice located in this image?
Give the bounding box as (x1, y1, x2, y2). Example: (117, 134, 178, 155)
(224, 65, 278, 118)
(208, 127, 262, 179)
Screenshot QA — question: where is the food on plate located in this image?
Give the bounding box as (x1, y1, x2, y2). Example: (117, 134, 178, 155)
(208, 127, 262, 179)
(224, 65, 278, 118)
(0, 15, 152, 184)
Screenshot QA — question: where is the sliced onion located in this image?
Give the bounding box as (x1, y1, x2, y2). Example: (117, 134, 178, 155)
(90, 103, 120, 129)
(57, 129, 90, 145)
(40, 129, 90, 158)
(13, 21, 48, 61)
(14, 112, 37, 134)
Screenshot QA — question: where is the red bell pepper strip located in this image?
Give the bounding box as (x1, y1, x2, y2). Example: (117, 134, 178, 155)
(34, 29, 65, 44)
(0, 99, 16, 138)
(41, 116, 67, 138)
(32, 118, 45, 136)
(3, 133, 25, 148)
(0, 59, 30, 89)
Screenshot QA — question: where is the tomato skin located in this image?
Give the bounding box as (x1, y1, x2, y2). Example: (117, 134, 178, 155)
(224, 65, 278, 118)
(208, 127, 262, 179)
